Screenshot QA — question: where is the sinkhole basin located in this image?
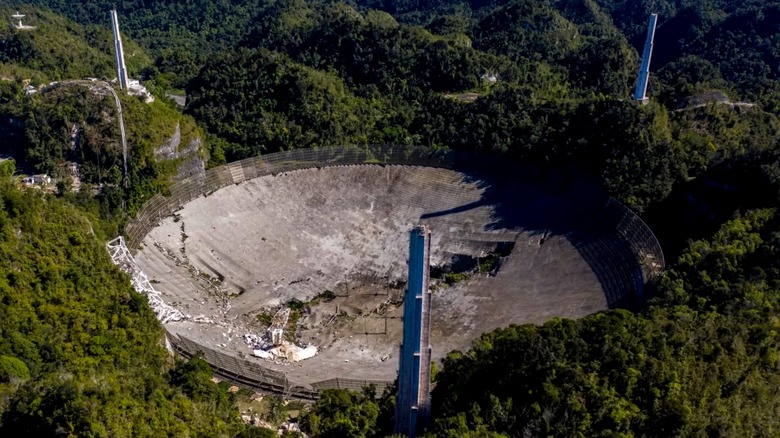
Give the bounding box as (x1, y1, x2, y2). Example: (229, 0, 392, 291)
(129, 147, 663, 390)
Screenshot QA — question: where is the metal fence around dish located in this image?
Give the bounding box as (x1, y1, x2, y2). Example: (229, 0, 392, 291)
(166, 330, 392, 399)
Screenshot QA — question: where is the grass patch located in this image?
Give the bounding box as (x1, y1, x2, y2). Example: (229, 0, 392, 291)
(287, 298, 305, 311)
(285, 309, 302, 343)
(435, 245, 513, 287)
(477, 253, 500, 273)
(309, 290, 337, 306)
(444, 272, 471, 285)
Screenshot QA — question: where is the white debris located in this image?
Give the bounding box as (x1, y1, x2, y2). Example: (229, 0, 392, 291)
(245, 332, 318, 363)
(106, 236, 185, 323)
(253, 349, 271, 359)
(290, 345, 318, 361)
(481, 72, 498, 84)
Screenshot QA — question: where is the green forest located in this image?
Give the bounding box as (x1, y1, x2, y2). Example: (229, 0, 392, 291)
(1, 0, 780, 436)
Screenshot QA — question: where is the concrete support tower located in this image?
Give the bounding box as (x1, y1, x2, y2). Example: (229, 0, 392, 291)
(394, 225, 433, 437)
(110, 10, 129, 91)
(633, 13, 658, 102)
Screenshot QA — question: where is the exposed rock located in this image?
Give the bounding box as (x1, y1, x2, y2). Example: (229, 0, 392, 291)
(154, 123, 206, 181)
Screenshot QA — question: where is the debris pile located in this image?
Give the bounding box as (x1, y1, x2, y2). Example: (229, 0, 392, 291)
(243, 307, 318, 363)
(244, 332, 274, 351)
(107, 236, 185, 323)
(249, 341, 318, 362)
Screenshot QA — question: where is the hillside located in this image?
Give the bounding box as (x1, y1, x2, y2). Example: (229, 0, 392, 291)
(1, 0, 780, 436)
(0, 8, 207, 230)
(0, 160, 244, 435)
(0, 7, 151, 81)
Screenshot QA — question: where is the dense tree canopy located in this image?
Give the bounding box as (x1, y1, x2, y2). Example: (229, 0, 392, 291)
(0, 167, 244, 435)
(430, 205, 780, 436)
(186, 48, 394, 158)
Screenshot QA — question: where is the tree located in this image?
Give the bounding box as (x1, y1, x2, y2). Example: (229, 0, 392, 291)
(299, 388, 381, 438)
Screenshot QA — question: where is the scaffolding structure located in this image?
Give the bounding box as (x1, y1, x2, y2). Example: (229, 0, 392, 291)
(107, 236, 185, 323)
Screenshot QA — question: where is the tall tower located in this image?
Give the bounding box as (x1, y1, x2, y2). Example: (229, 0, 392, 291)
(394, 225, 433, 437)
(110, 10, 129, 91)
(633, 13, 658, 102)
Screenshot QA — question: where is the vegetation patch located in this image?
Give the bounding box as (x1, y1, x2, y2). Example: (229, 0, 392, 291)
(434, 244, 513, 287)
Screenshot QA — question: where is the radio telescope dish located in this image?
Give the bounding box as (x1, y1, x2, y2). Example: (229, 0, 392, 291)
(11, 11, 35, 30)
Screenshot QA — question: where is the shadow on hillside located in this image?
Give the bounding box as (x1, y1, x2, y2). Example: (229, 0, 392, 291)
(419, 155, 657, 310)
